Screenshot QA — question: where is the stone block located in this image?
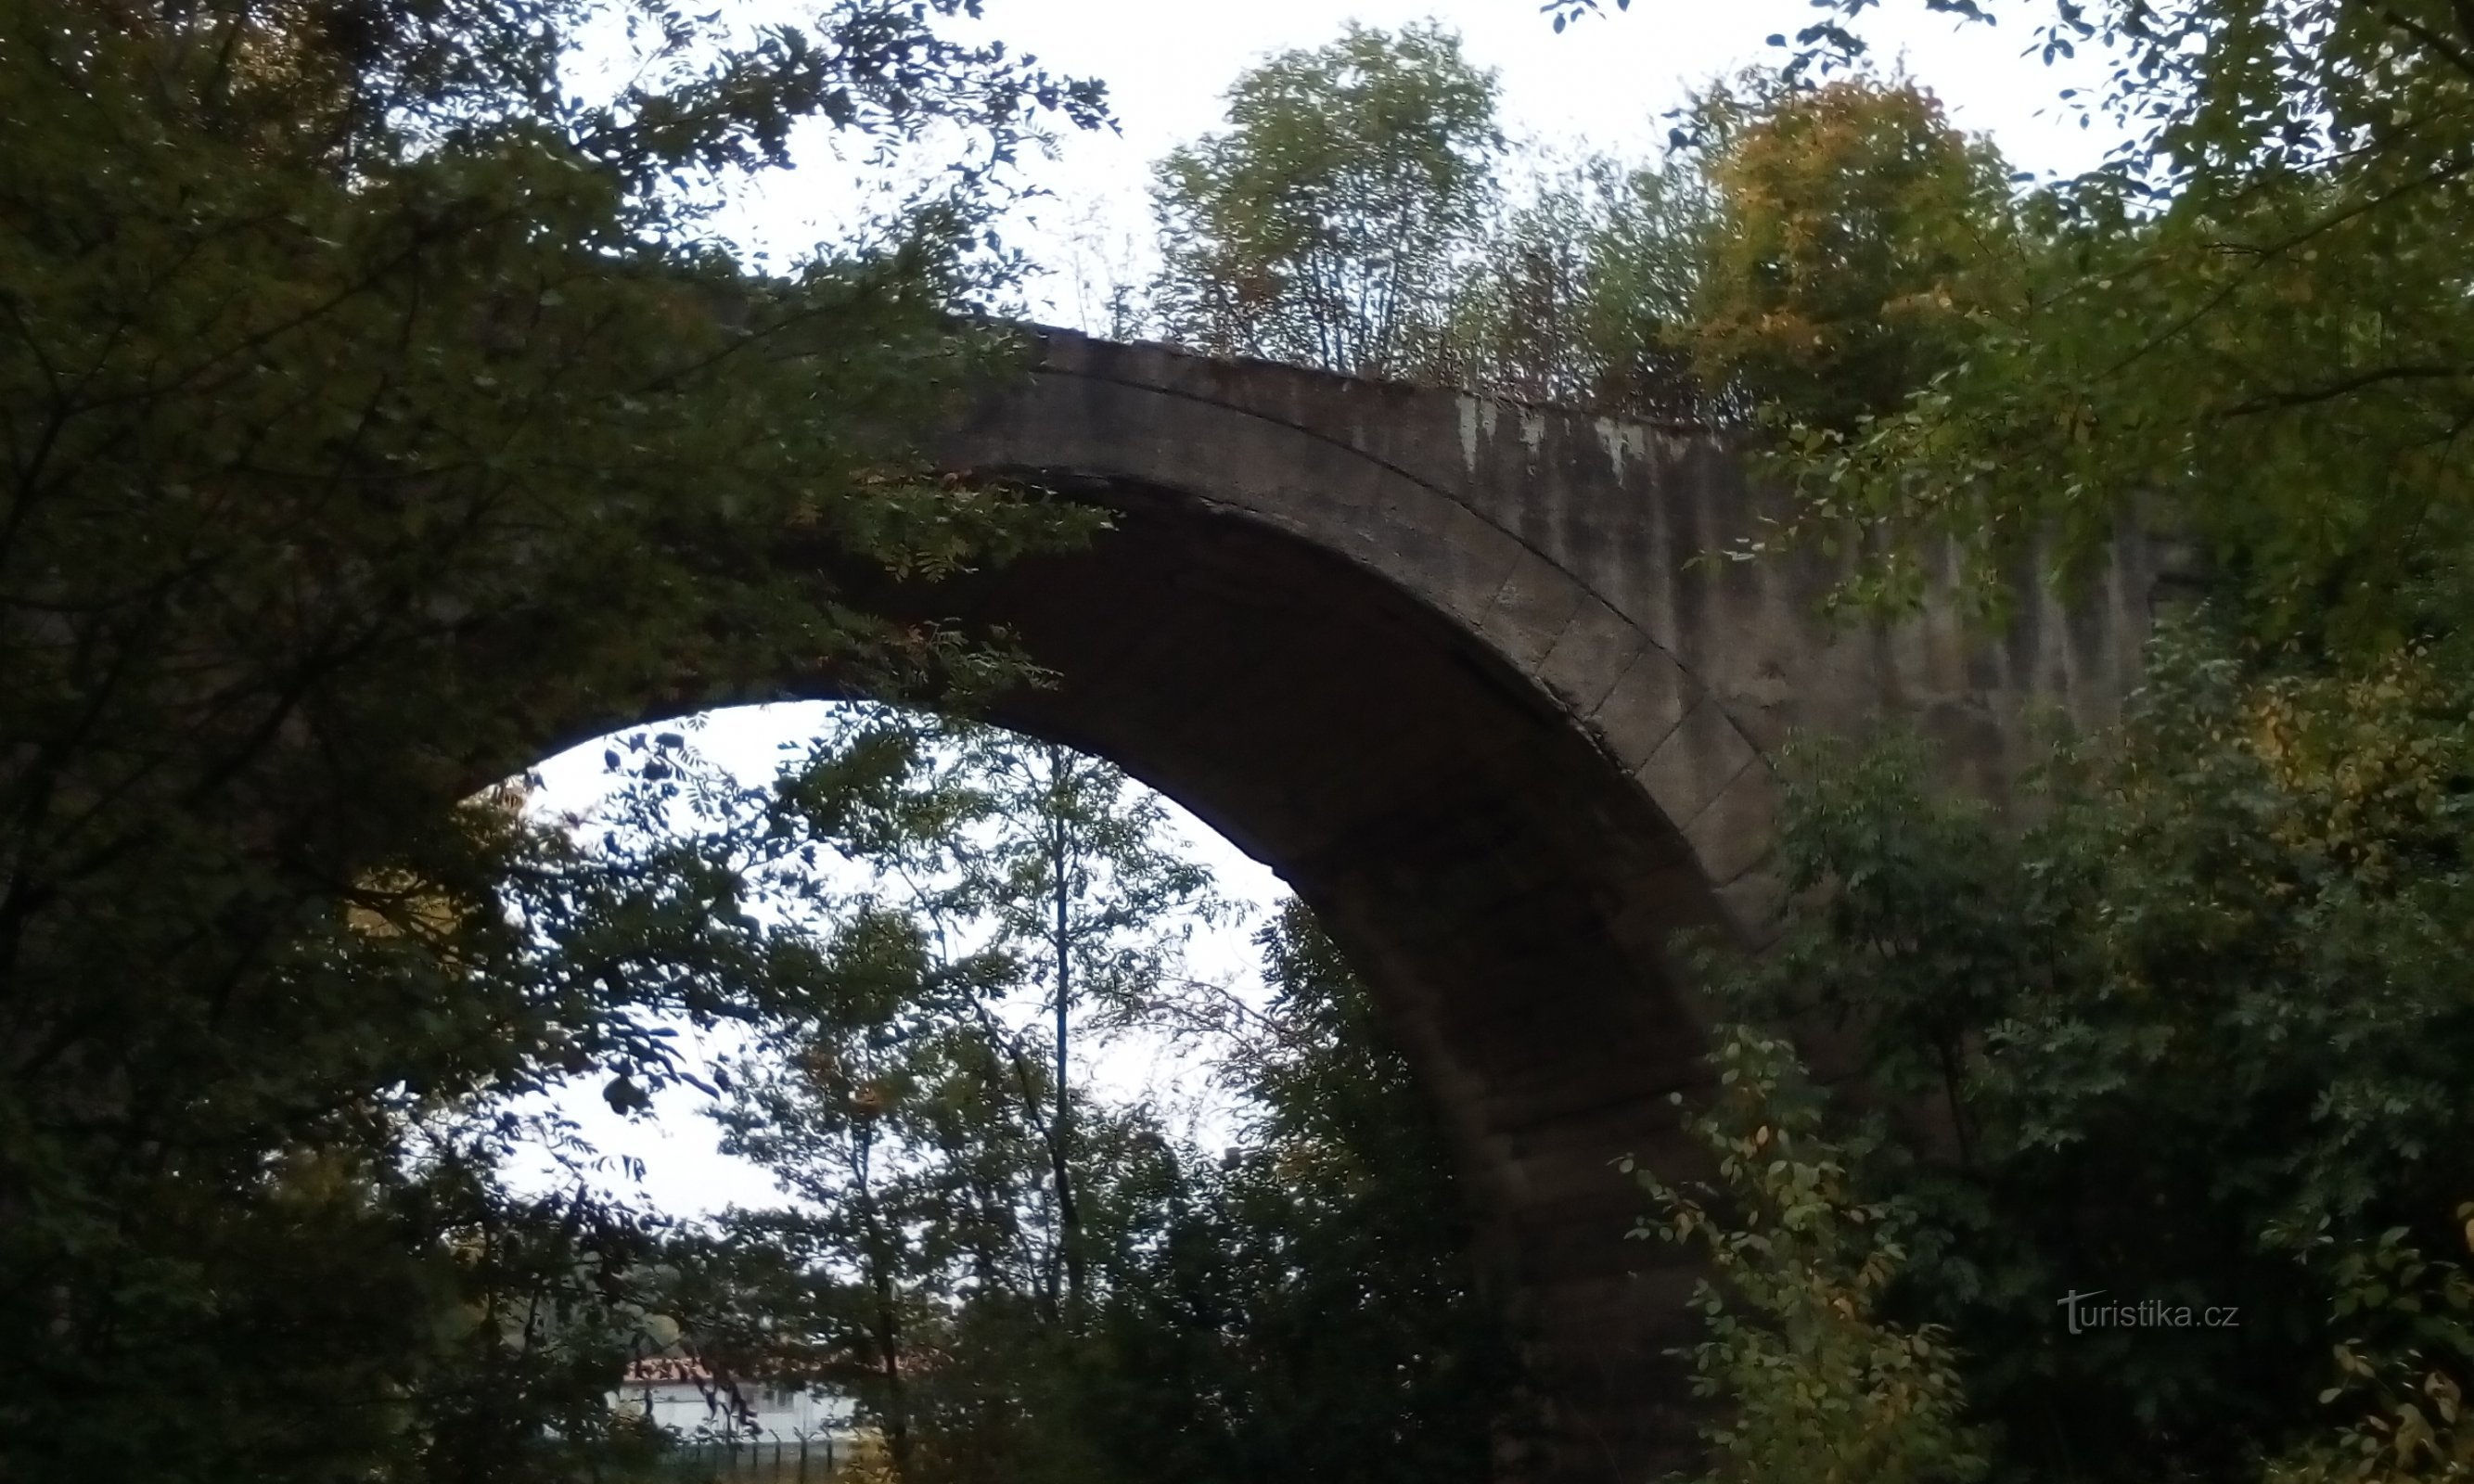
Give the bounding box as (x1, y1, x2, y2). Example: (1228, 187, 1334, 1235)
(1634, 696, 1758, 831)
(1534, 595, 1647, 714)
(1683, 761, 1778, 888)
(1710, 864, 1790, 942)
(1480, 548, 1586, 672)
(1586, 646, 1698, 773)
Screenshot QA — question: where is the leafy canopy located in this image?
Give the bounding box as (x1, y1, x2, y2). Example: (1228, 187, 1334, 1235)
(1686, 73, 2019, 432)
(1557, 0, 2474, 651)
(0, 1, 1104, 1477)
(1684, 620, 2474, 1480)
(1150, 20, 1502, 379)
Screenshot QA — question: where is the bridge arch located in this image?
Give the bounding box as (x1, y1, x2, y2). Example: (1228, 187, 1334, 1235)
(883, 467, 1739, 1481)
(915, 329, 2160, 1481)
(525, 328, 2160, 1482)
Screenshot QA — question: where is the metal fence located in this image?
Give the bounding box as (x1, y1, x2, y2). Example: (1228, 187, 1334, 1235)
(656, 1436, 852, 1482)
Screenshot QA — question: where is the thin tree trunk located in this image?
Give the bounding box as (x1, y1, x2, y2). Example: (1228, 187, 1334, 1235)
(874, 1276, 911, 1484)
(852, 1126, 913, 1482)
(1046, 753, 1087, 1315)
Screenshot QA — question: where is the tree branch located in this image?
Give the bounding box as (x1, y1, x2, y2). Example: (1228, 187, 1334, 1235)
(2213, 361, 2468, 418)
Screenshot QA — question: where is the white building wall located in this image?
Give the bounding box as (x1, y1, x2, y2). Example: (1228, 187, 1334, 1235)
(615, 1378, 858, 1441)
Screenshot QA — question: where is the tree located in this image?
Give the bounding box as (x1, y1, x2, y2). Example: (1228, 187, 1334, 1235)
(0, 3, 1104, 1477)
(1150, 20, 1503, 379)
(644, 710, 1221, 1481)
(1072, 899, 1519, 1484)
(1629, 1027, 1989, 1484)
(1541, 1, 2474, 1475)
(1557, 0, 2474, 651)
(1686, 72, 2018, 432)
(652, 716, 1512, 1484)
(1444, 153, 1720, 419)
(942, 729, 1218, 1320)
(708, 907, 1043, 1480)
(1674, 618, 2474, 1481)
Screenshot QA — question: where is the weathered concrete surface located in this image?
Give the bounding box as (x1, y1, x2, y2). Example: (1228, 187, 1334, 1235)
(907, 328, 2169, 1484)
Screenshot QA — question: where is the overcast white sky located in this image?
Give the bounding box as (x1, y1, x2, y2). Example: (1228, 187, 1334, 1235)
(522, 0, 2119, 1222)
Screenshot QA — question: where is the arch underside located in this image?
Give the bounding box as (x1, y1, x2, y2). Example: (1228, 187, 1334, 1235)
(817, 478, 1729, 1480)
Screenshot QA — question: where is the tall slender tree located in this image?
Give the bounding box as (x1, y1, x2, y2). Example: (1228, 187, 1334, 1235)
(624, 707, 1514, 1484)
(946, 730, 1218, 1319)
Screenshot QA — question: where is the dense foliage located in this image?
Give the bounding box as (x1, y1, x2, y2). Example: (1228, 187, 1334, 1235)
(1631, 1027, 1989, 1484)
(1540, 1, 2474, 1478)
(1684, 74, 2018, 432)
(1658, 620, 2474, 1480)
(1095, 899, 1517, 1484)
(1560, 0, 2474, 644)
(19, 0, 2474, 1477)
(0, 2, 1104, 1477)
(1438, 151, 1718, 420)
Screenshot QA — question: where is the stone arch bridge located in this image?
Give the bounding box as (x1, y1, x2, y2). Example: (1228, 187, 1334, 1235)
(689, 328, 2163, 1481)
(913, 328, 2172, 1482)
